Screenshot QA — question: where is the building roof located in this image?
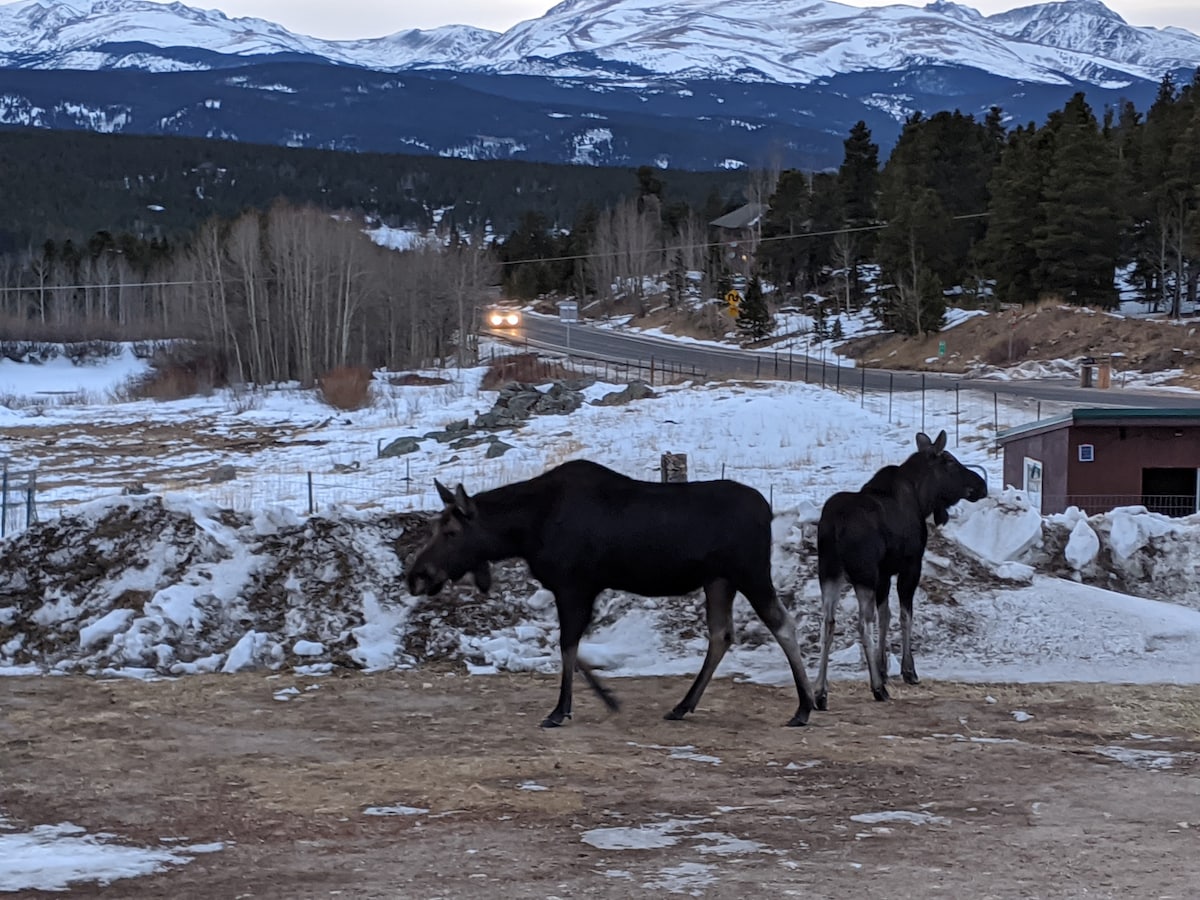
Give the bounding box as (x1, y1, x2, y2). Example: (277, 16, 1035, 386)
(997, 407, 1200, 444)
(709, 202, 768, 230)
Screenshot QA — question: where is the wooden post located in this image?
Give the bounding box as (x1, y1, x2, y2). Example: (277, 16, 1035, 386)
(660, 452, 688, 483)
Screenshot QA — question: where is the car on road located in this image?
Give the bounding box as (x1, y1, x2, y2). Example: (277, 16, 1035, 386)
(486, 306, 521, 328)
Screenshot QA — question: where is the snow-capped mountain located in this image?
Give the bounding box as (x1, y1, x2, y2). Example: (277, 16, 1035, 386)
(0, 0, 497, 70)
(1, 0, 1197, 84)
(471, 0, 1200, 86)
(0, 0, 1197, 170)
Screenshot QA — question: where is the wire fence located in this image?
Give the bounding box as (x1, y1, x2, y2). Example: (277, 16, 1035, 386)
(2, 346, 1118, 534)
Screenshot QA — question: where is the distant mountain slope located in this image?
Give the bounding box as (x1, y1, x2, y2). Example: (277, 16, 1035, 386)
(0, 0, 1196, 170)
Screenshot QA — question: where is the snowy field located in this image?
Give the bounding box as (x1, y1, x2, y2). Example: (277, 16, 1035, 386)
(4, 333, 1200, 892)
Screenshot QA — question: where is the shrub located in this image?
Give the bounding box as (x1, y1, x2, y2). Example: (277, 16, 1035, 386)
(114, 341, 227, 402)
(318, 366, 375, 411)
(481, 353, 573, 390)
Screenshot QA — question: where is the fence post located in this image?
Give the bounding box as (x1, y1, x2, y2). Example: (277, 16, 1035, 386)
(1, 464, 7, 539)
(650, 356, 655, 386)
(774, 352, 778, 377)
(955, 383, 960, 447)
(821, 357, 826, 389)
(805, 352, 809, 383)
(860, 365, 866, 407)
(836, 363, 841, 392)
(888, 373, 894, 423)
(789, 350, 793, 381)
(660, 452, 688, 483)
(307, 471, 315, 516)
(755, 356, 761, 378)
(921, 373, 926, 433)
(993, 392, 999, 451)
(25, 475, 35, 528)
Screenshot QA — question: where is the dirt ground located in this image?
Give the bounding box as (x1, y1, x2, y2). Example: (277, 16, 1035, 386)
(3, 671, 1198, 899)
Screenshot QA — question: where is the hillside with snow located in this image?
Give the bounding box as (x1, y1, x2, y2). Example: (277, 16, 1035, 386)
(1, 0, 1197, 168)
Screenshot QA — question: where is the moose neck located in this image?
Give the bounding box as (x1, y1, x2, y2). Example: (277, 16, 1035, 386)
(472, 480, 551, 561)
(898, 454, 941, 521)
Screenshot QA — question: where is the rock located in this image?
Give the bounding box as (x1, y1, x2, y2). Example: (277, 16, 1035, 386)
(592, 380, 655, 406)
(209, 464, 238, 483)
(379, 436, 422, 457)
(486, 441, 515, 458)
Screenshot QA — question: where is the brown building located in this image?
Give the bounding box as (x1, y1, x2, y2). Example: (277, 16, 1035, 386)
(996, 408, 1200, 516)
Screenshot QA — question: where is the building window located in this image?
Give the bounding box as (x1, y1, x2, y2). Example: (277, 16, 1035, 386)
(1078, 444, 1094, 462)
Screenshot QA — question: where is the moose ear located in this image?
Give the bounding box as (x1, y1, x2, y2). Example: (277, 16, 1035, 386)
(933, 430, 947, 453)
(434, 479, 456, 506)
(454, 483, 477, 518)
(915, 432, 932, 452)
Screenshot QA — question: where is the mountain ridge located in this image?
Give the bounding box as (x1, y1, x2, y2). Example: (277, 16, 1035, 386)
(0, 0, 1196, 171)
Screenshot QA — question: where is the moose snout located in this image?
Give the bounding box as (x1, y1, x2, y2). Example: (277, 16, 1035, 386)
(406, 562, 445, 597)
(967, 473, 988, 501)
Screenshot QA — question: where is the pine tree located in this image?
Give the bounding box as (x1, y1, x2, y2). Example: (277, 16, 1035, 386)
(736, 276, 774, 342)
(1032, 93, 1121, 308)
(976, 124, 1045, 305)
(830, 316, 844, 341)
(757, 169, 811, 293)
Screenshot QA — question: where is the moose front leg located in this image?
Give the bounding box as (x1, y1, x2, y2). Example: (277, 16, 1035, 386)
(542, 592, 596, 728)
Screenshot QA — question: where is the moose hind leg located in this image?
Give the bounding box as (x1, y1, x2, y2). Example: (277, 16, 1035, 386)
(543, 592, 597, 728)
(874, 577, 892, 691)
(666, 579, 735, 721)
(854, 584, 888, 701)
(746, 582, 815, 727)
(897, 567, 921, 685)
(814, 577, 842, 712)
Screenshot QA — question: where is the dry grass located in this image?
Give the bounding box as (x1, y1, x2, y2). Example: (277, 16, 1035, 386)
(843, 304, 1200, 374)
(480, 352, 576, 389)
(317, 366, 375, 411)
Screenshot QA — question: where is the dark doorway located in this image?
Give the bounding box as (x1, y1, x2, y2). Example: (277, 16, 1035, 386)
(1141, 468, 1198, 517)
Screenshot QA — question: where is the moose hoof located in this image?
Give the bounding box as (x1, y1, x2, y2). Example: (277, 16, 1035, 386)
(815, 692, 829, 712)
(872, 685, 890, 702)
(540, 712, 569, 728)
(902, 671, 920, 685)
(663, 707, 688, 721)
(785, 710, 810, 727)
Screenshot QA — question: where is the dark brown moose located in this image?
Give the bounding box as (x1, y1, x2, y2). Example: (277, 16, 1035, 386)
(814, 430, 987, 710)
(406, 459, 816, 728)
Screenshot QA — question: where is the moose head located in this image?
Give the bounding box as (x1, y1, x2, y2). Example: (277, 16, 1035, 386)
(405, 479, 493, 596)
(913, 430, 988, 525)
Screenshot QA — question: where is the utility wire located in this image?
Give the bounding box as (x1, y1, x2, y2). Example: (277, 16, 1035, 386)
(497, 212, 991, 267)
(0, 212, 992, 291)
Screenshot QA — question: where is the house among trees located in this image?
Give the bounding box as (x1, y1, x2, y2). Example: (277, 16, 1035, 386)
(997, 408, 1200, 517)
(710, 202, 768, 278)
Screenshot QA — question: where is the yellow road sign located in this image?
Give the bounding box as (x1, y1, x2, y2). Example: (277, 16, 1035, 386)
(724, 289, 742, 316)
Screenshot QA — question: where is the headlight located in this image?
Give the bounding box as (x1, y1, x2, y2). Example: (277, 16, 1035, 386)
(489, 313, 503, 326)
(504, 313, 519, 326)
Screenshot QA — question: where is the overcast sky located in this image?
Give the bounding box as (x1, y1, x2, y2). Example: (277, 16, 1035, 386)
(154, 1, 1200, 40)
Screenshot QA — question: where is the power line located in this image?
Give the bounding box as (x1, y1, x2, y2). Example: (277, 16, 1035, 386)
(497, 212, 991, 268)
(0, 278, 217, 294)
(0, 212, 993, 290)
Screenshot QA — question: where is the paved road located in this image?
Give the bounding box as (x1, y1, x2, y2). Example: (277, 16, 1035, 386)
(484, 312, 1200, 409)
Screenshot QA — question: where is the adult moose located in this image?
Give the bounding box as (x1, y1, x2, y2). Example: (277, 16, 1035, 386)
(814, 430, 986, 711)
(406, 459, 816, 728)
